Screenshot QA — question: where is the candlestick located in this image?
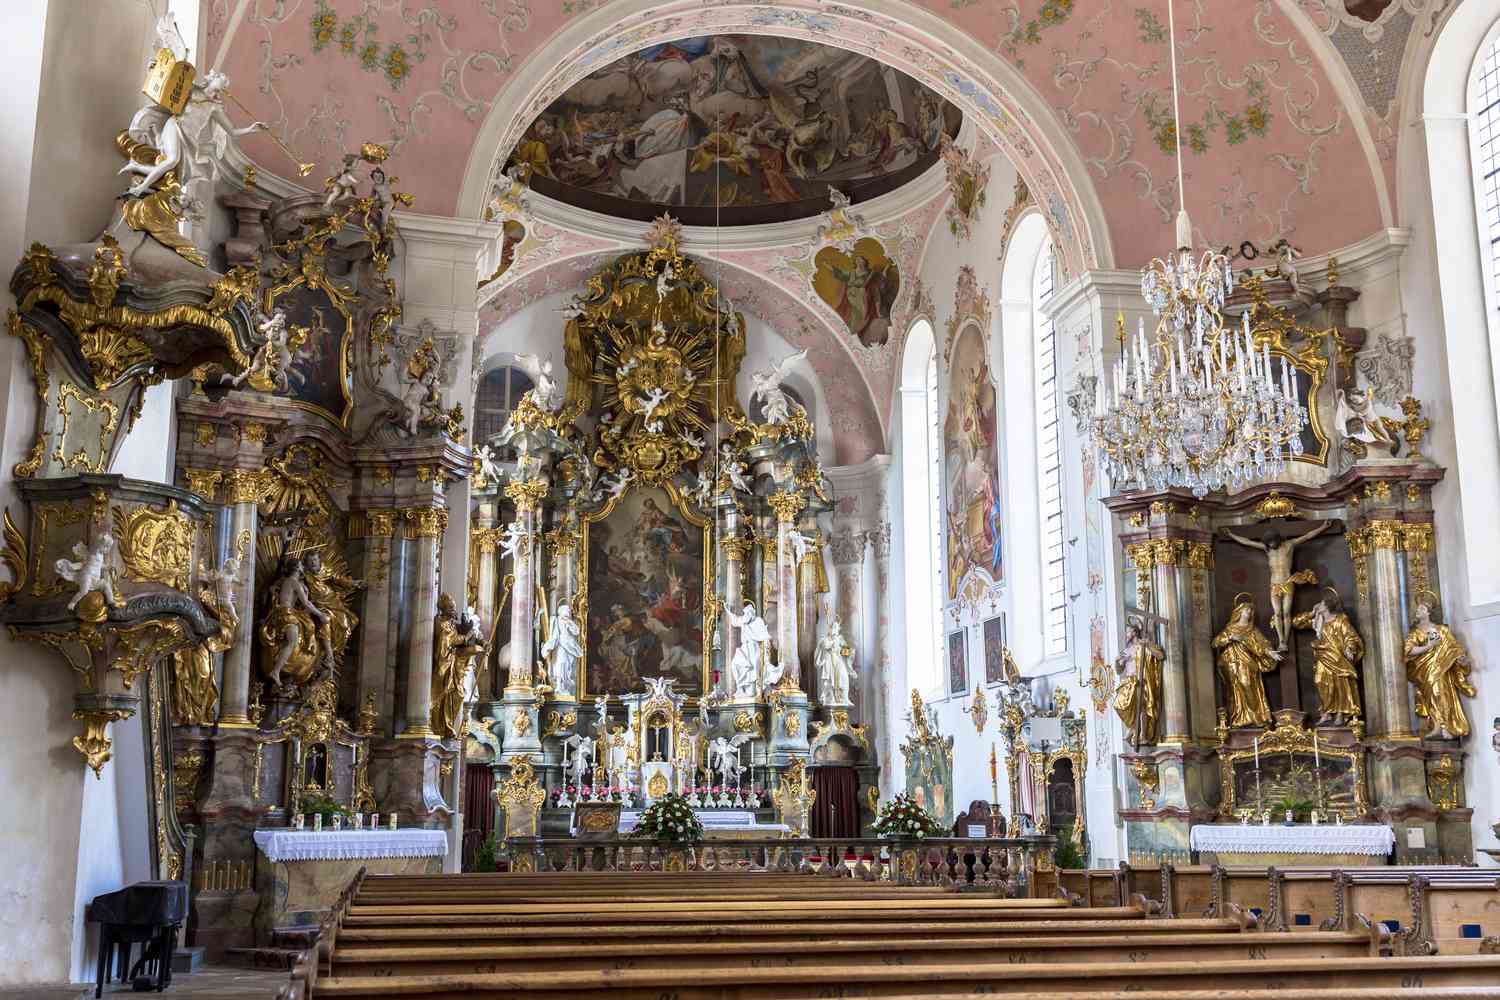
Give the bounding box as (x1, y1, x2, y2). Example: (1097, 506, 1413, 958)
(1253, 736, 1259, 769)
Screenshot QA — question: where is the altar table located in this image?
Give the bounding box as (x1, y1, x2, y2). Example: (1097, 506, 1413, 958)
(601, 809, 790, 840)
(252, 829, 447, 933)
(1189, 823, 1394, 866)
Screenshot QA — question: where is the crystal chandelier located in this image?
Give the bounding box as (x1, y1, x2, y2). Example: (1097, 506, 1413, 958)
(1088, 0, 1306, 499)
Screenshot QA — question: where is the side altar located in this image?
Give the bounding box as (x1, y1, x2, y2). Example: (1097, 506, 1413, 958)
(1099, 275, 1475, 865)
(465, 224, 877, 842)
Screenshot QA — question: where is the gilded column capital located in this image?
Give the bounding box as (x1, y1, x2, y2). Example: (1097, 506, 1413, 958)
(1148, 538, 1187, 567)
(504, 478, 549, 513)
(401, 506, 448, 539)
(768, 490, 807, 524)
(720, 535, 753, 561)
(1346, 526, 1371, 560)
(1186, 541, 1214, 569)
(1401, 522, 1434, 553)
(543, 525, 579, 555)
(472, 526, 506, 553)
(1124, 541, 1154, 571)
(348, 510, 396, 538)
(223, 469, 268, 505)
(183, 468, 223, 501)
(1367, 519, 1404, 551)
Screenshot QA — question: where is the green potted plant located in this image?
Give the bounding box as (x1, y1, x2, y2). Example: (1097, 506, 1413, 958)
(1272, 795, 1317, 824)
(298, 793, 352, 826)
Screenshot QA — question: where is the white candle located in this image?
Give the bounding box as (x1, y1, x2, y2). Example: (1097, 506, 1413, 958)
(1253, 737, 1260, 769)
(1313, 731, 1320, 770)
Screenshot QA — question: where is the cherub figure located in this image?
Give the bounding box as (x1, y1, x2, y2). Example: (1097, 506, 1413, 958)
(224, 309, 303, 393)
(499, 522, 528, 563)
(640, 386, 670, 426)
(56, 535, 122, 611)
(719, 444, 752, 492)
(514, 354, 561, 412)
(787, 529, 815, 564)
(323, 154, 361, 213)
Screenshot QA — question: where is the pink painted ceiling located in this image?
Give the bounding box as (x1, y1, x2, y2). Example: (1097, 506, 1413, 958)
(212, 0, 1404, 266)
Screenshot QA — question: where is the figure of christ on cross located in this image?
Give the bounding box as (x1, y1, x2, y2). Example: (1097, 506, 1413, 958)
(1221, 521, 1332, 651)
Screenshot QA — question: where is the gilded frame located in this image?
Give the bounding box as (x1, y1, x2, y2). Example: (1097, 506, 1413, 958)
(263, 262, 355, 429)
(1215, 726, 1369, 817)
(576, 479, 713, 702)
(1269, 342, 1331, 467)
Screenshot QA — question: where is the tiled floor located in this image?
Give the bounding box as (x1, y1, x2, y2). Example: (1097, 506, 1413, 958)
(0, 967, 287, 1000)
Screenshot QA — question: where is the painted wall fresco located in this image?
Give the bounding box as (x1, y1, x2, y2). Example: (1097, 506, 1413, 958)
(582, 485, 708, 699)
(214, 0, 1396, 265)
(812, 238, 900, 348)
(506, 35, 961, 224)
(943, 324, 1002, 598)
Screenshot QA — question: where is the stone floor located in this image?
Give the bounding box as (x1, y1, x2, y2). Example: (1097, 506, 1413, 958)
(0, 967, 287, 1000)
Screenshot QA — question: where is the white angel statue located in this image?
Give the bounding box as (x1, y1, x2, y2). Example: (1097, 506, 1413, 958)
(787, 529, 815, 564)
(594, 696, 609, 735)
(655, 261, 676, 302)
(475, 444, 502, 485)
(1334, 385, 1400, 454)
(57, 535, 121, 611)
(224, 309, 299, 392)
(514, 354, 562, 413)
(564, 733, 595, 790)
(708, 733, 752, 789)
(815, 616, 857, 705)
(323, 154, 361, 213)
(178, 69, 266, 202)
(640, 386, 670, 427)
(719, 444, 751, 492)
(603, 469, 634, 500)
(749, 349, 808, 425)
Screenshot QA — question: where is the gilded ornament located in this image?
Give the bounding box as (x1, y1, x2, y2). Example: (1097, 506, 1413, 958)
(183, 469, 222, 500)
(1404, 596, 1475, 740)
(719, 535, 753, 561)
(358, 692, 378, 735)
(401, 506, 447, 539)
(1255, 491, 1299, 520)
(768, 490, 807, 524)
(1428, 755, 1459, 812)
(733, 710, 761, 737)
(172, 750, 205, 816)
(542, 710, 577, 739)
(512, 711, 532, 738)
(1186, 542, 1214, 569)
(504, 479, 548, 513)
(1364, 481, 1392, 503)
(543, 525, 580, 556)
(222, 469, 267, 505)
(239, 422, 269, 446)
(1131, 759, 1159, 810)
(1149, 501, 1176, 517)
(0, 509, 29, 603)
(1148, 538, 1186, 567)
(1398, 397, 1430, 453)
(72, 708, 132, 778)
(113, 618, 188, 692)
(112, 501, 194, 590)
(783, 710, 800, 738)
(1402, 522, 1434, 553)
(367, 511, 395, 538)
(1367, 520, 1403, 551)
(1128, 512, 1146, 528)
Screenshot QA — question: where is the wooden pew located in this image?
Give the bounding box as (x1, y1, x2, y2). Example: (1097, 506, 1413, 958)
(308, 954, 1500, 998)
(328, 929, 1380, 977)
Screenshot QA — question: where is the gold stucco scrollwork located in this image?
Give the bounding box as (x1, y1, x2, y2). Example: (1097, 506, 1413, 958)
(112, 501, 194, 590)
(768, 490, 807, 525)
(72, 708, 132, 778)
(401, 506, 447, 539)
(1367, 520, 1403, 551)
(0, 509, 28, 603)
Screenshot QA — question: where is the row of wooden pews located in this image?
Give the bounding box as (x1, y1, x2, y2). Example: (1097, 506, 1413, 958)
(273, 866, 1500, 999)
(1058, 862, 1500, 954)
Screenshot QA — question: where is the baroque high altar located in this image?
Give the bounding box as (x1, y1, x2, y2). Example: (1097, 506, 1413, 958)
(0, 33, 869, 954)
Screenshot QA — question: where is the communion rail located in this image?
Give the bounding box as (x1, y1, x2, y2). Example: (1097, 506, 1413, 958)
(500, 835, 1057, 893)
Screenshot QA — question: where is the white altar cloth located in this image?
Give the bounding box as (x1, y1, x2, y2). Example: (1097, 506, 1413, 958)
(253, 828, 449, 862)
(1189, 824, 1394, 856)
(606, 809, 788, 836)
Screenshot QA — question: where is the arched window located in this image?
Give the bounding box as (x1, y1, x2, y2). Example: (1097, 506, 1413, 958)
(1476, 36, 1500, 322)
(1032, 239, 1067, 657)
(900, 320, 943, 696)
(474, 365, 535, 444)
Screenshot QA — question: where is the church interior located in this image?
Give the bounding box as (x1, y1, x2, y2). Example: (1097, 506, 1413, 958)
(7, 0, 1500, 996)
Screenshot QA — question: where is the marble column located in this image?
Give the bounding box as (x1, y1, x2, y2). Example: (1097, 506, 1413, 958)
(795, 512, 823, 691)
(500, 477, 547, 761)
(218, 470, 263, 726)
(768, 490, 807, 690)
(1148, 539, 1190, 743)
(1356, 519, 1417, 739)
(867, 521, 894, 797)
(718, 503, 749, 701)
(352, 509, 396, 735)
(470, 501, 501, 700)
(546, 509, 580, 607)
(399, 506, 447, 738)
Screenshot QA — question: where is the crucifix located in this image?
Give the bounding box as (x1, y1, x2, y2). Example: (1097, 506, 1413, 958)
(1218, 518, 1342, 712)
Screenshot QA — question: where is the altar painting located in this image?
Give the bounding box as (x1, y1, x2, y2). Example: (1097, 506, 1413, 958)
(943, 324, 1002, 597)
(904, 741, 954, 828)
(581, 485, 709, 699)
(266, 282, 354, 427)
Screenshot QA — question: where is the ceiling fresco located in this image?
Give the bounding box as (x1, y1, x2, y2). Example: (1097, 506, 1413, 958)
(209, 0, 1442, 266)
(504, 35, 962, 225)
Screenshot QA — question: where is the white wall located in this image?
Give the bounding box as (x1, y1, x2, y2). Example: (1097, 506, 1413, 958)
(0, 1, 166, 984)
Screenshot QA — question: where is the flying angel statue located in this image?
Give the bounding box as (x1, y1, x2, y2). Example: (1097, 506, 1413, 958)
(749, 348, 808, 425)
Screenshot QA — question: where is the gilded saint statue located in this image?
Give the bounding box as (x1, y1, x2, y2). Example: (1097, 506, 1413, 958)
(260, 556, 329, 687)
(1404, 595, 1476, 740)
(172, 553, 242, 725)
(302, 549, 361, 672)
(1222, 522, 1332, 650)
(1291, 589, 1363, 727)
(431, 594, 487, 740)
(1112, 614, 1164, 747)
(1212, 595, 1283, 728)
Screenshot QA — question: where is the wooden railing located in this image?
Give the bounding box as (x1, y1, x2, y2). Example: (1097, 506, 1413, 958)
(502, 835, 1057, 894)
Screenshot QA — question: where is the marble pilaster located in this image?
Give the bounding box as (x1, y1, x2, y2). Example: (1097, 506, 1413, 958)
(218, 472, 263, 726)
(399, 506, 446, 738)
(768, 490, 807, 692)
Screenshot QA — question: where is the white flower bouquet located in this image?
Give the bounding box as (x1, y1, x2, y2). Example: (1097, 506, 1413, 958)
(631, 793, 705, 846)
(869, 793, 947, 840)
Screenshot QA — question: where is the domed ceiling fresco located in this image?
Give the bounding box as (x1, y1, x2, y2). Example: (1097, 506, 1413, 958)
(505, 35, 963, 226)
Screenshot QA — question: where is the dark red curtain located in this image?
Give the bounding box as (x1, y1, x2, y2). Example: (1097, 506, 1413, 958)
(461, 765, 496, 869)
(810, 766, 859, 838)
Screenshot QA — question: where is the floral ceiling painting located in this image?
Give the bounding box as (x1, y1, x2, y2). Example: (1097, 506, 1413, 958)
(506, 35, 962, 225)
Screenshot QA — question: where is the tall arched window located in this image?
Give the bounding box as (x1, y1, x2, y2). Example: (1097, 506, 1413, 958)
(1032, 239, 1067, 657)
(900, 320, 943, 696)
(474, 365, 535, 444)
(1476, 36, 1500, 322)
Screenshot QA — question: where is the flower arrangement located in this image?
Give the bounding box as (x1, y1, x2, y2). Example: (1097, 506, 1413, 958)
(869, 793, 947, 840)
(631, 793, 704, 846)
(299, 794, 352, 825)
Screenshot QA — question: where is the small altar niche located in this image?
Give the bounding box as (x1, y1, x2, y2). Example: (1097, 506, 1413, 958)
(1214, 708, 1368, 821)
